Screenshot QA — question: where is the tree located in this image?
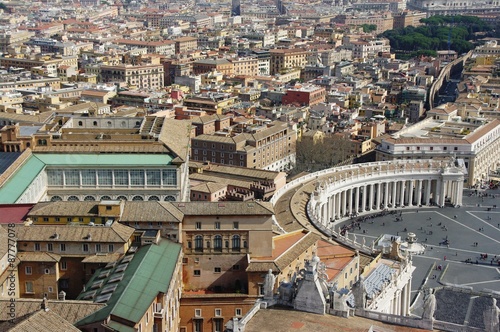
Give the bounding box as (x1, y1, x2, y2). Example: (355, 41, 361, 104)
(361, 24, 377, 33)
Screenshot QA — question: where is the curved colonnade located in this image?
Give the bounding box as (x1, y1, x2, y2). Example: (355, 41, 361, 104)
(272, 159, 465, 244)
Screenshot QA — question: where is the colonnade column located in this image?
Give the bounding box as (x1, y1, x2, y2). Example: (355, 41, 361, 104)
(355, 187, 360, 213)
(399, 181, 406, 206)
(369, 184, 375, 210)
(376, 183, 382, 209)
(341, 190, 347, 217)
(392, 181, 398, 207)
(408, 180, 414, 207)
(384, 183, 389, 209)
(336, 192, 341, 219)
(416, 180, 423, 206)
(348, 188, 353, 216)
(362, 185, 367, 212)
(425, 179, 432, 205)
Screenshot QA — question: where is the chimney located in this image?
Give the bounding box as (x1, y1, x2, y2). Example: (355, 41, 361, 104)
(41, 296, 49, 311)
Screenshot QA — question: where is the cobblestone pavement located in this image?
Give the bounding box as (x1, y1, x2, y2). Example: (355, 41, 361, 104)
(337, 187, 500, 307)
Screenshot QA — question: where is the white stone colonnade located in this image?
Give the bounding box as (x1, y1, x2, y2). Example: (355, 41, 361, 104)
(308, 159, 464, 233)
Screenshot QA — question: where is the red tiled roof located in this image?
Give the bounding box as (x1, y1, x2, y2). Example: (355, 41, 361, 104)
(0, 204, 35, 224)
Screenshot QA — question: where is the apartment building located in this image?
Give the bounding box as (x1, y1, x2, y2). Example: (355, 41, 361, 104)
(282, 84, 326, 106)
(392, 10, 426, 29)
(269, 48, 308, 75)
(113, 39, 175, 56)
(335, 13, 394, 34)
(193, 59, 233, 76)
(174, 36, 198, 54)
(231, 57, 259, 77)
(99, 63, 164, 89)
(0, 54, 78, 71)
(15, 222, 135, 299)
(191, 120, 297, 172)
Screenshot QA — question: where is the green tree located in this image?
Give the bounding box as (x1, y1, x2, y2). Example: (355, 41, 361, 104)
(361, 24, 377, 33)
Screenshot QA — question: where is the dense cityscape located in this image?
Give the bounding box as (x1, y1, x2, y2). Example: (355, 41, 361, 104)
(0, 0, 499, 331)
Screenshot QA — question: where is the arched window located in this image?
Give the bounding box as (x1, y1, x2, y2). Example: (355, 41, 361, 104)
(164, 195, 176, 201)
(148, 195, 160, 201)
(50, 196, 62, 202)
(93, 121, 98, 126)
(68, 195, 79, 201)
(100, 195, 112, 201)
(84, 196, 96, 201)
(117, 195, 128, 201)
(214, 235, 222, 251)
(232, 235, 240, 252)
(78, 121, 83, 126)
(132, 196, 144, 201)
(194, 235, 203, 252)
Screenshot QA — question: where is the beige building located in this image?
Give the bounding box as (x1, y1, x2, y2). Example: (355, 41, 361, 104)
(114, 39, 176, 56)
(376, 116, 500, 186)
(270, 48, 308, 75)
(231, 57, 259, 77)
(99, 62, 164, 89)
(174, 36, 198, 54)
(14, 222, 135, 299)
(191, 120, 297, 172)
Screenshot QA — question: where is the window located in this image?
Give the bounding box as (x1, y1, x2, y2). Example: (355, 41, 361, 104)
(195, 222, 201, 230)
(25, 266, 32, 275)
(235, 308, 242, 316)
(194, 236, 203, 252)
(232, 235, 241, 251)
(81, 170, 96, 186)
(194, 270, 201, 276)
(195, 309, 202, 317)
(454, 147, 458, 151)
(114, 170, 128, 186)
(60, 243, 66, 252)
(47, 243, 53, 252)
(214, 222, 220, 230)
(214, 235, 222, 251)
(44, 268, 50, 274)
(443, 147, 447, 150)
(43, 217, 49, 222)
(61, 261, 67, 270)
(233, 222, 239, 230)
(25, 281, 34, 294)
(194, 319, 202, 332)
(97, 170, 113, 186)
(214, 318, 223, 332)
(146, 170, 161, 186)
(83, 244, 89, 252)
(34, 243, 40, 251)
(95, 244, 101, 252)
(214, 267, 221, 273)
(130, 170, 145, 186)
(215, 309, 222, 317)
(232, 265, 240, 271)
(55, 217, 60, 222)
(108, 244, 114, 252)
(162, 169, 177, 186)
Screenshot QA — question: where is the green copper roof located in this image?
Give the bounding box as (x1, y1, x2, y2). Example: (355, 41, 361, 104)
(76, 239, 181, 328)
(0, 153, 173, 204)
(35, 153, 173, 166)
(0, 155, 45, 203)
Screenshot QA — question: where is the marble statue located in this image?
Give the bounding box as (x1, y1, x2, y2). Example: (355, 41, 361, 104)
(263, 269, 276, 300)
(353, 277, 367, 309)
(483, 298, 500, 332)
(422, 289, 436, 321)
